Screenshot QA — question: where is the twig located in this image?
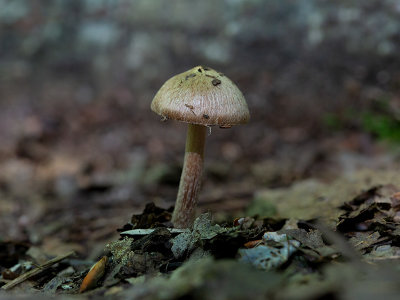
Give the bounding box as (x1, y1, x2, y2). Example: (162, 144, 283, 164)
(366, 256, 400, 260)
(120, 228, 187, 236)
(1, 251, 75, 290)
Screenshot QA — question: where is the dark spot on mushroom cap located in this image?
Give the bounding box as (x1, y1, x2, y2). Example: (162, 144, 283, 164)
(198, 68, 202, 72)
(185, 104, 194, 109)
(203, 67, 210, 71)
(212, 79, 221, 86)
(185, 74, 196, 80)
(218, 72, 224, 77)
(203, 114, 209, 119)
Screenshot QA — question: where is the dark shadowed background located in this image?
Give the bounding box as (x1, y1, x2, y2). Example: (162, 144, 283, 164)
(1, 0, 400, 257)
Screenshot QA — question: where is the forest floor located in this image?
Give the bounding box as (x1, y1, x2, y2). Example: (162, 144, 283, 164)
(1, 91, 400, 299)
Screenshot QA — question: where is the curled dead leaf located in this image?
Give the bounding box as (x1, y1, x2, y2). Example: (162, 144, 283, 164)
(79, 256, 108, 293)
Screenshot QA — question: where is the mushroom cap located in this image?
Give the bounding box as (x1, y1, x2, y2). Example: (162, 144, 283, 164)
(151, 66, 250, 126)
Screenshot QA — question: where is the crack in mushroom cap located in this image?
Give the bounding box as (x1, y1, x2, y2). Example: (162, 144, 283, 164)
(151, 66, 250, 126)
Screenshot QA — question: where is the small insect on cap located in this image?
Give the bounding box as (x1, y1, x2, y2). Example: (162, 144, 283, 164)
(151, 66, 250, 127)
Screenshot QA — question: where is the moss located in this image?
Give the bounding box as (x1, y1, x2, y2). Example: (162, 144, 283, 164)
(361, 112, 400, 143)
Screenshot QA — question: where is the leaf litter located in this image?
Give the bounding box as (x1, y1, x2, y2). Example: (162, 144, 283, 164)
(2, 181, 400, 299)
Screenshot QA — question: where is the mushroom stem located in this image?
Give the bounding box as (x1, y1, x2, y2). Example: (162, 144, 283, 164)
(172, 123, 207, 228)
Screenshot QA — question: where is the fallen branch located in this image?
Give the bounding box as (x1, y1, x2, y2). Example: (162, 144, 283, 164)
(1, 251, 75, 290)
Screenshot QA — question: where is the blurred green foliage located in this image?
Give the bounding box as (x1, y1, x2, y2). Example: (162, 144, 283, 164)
(322, 111, 350, 131)
(323, 98, 400, 143)
(361, 112, 400, 142)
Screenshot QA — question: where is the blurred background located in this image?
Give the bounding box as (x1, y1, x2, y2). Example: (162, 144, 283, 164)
(1, 0, 400, 257)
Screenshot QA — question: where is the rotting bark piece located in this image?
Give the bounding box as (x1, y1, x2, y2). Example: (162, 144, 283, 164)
(126, 203, 173, 230)
(130, 227, 173, 255)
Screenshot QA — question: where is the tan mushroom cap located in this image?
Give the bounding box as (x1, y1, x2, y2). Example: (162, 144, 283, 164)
(151, 66, 250, 126)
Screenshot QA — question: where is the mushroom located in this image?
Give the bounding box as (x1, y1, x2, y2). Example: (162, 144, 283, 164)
(151, 66, 249, 228)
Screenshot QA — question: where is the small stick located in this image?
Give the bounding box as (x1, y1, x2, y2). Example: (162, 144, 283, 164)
(1, 251, 75, 290)
(366, 256, 400, 260)
(120, 228, 187, 236)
